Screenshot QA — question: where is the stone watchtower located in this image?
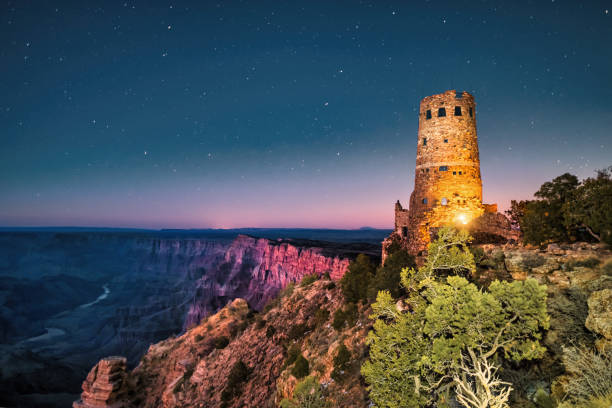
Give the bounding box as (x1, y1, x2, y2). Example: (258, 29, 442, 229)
(385, 90, 513, 257)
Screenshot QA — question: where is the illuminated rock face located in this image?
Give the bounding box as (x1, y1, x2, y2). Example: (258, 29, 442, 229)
(385, 90, 516, 257)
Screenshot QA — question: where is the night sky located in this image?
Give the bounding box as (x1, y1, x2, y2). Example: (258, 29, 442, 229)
(1, 1, 611, 229)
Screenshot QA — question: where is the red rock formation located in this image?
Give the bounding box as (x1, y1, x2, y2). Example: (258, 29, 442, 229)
(185, 235, 350, 326)
(79, 279, 370, 408)
(73, 356, 129, 408)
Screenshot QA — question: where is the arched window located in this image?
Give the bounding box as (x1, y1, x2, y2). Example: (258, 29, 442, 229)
(441, 197, 448, 205)
(422, 198, 428, 204)
(402, 227, 408, 237)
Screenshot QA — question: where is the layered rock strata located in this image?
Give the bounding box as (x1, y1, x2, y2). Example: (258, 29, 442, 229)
(73, 356, 129, 408)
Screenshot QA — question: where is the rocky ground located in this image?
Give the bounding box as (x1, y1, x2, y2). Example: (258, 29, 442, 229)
(73, 241, 612, 408)
(74, 278, 370, 408)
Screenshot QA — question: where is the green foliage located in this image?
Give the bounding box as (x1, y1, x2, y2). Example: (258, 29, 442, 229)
(563, 168, 612, 245)
(331, 344, 352, 382)
(506, 199, 529, 229)
(312, 307, 330, 327)
(332, 302, 358, 331)
(514, 170, 612, 245)
(300, 273, 318, 287)
(291, 354, 310, 379)
(565, 256, 601, 270)
(367, 250, 416, 300)
(534, 388, 555, 408)
(340, 254, 375, 303)
(284, 344, 301, 367)
(361, 227, 550, 408)
(279, 376, 330, 408)
(560, 346, 612, 405)
(221, 360, 251, 401)
(421, 226, 475, 277)
(213, 336, 229, 349)
(333, 344, 351, 370)
(288, 323, 309, 340)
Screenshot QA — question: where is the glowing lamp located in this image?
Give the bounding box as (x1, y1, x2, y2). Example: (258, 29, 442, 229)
(457, 214, 468, 225)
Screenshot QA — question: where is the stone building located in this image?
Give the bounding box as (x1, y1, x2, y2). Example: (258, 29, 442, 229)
(383, 90, 517, 258)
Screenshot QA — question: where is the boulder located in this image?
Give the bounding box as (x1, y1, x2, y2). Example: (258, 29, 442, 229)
(585, 289, 612, 352)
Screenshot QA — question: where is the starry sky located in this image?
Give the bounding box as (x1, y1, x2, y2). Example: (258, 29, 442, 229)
(1, 1, 611, 229)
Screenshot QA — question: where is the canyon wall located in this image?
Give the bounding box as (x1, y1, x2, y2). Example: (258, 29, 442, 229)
(0, 231, 353, 408)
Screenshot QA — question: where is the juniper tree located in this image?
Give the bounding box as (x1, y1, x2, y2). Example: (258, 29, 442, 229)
(361, 226, 549, 408)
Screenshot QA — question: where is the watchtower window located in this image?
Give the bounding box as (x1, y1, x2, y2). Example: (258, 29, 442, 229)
(422, 198, 428, 204)
(454, 106, 462, 116)
(453, 171, 457, 175)
(469, 107, 473, 117)
(455, 92, 463, 99)
(438, 107, 446, 117)
(423, 138, 427, 146)
(402, 226, 408, 237)
(441, 197, 448, 206)
(458, 171, 463, 175)
(439, 166, 448, 171)
(444, 139, 448, 143)
(426, 110, 432, 119)
(426, 168, 429, 173)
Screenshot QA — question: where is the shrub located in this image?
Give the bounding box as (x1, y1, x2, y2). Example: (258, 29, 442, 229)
(313, 307, 330, 327)
(291, 354, 309, 379)
(560, 346, 612, 405)
(340, 254, 375, 303)
(255, 318, 267, 329)
(266, 325, 276, 338)
(331, 344, 352, 382)
(367, 250, 416, 300)
(194, 334, 204, 342)
(300, 274, 318, 287)
(221, 360, 251, 401)
(213, 336, 229, 349)
(332, 309, 346, 330)
(566, 257, 602, 269)
(279, 376, 330, 408)
(332, 303, 358, 331)
(522, 253, 546, 269)
(333, 344, 351, 370)
(284, 344, 300, 367)
(603, 259, 612, 276)
(534, 388, 555, 408)
(288, 323, 309, 340)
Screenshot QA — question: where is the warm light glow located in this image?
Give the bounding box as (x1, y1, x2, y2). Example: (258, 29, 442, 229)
(457, 214, 468, 224)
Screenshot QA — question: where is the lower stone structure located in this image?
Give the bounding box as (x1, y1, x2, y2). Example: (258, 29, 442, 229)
(383, 203, 519, 260)
(73, 356, 130, 408)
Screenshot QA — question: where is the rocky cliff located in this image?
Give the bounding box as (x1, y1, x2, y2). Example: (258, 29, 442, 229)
(0, 231, 356, 407)
(184, 235, 350, 327)
(73, 241, 612, 407)
(75, 278, 370, 408)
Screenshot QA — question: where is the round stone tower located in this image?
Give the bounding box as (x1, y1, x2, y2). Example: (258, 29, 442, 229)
(391, 90, 486, 254)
